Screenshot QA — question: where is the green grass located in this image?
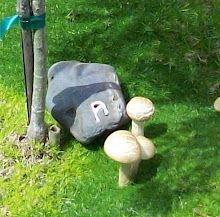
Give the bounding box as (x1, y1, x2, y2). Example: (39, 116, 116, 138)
(1, 0, 220, 216)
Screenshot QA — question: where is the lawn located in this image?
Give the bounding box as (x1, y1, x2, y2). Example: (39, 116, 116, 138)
(1, 0, 220, 216)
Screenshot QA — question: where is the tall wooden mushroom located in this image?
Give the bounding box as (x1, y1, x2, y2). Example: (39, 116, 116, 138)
(126, 97, 155, 137)
(126, 96, 156, 176)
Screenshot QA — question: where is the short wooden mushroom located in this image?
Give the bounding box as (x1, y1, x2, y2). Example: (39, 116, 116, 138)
(104, 130, 141, 187)
(136, 136, 156, 160)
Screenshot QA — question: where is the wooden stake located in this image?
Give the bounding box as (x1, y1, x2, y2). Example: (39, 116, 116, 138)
(17, 0, 34, 124)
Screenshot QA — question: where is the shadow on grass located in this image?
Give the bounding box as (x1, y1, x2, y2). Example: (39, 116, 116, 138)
(47, 0, 220, 106)
(137, 153, 163, 183)
(144, 122, 168, 139)
(60, 127, 73, 150)
(128, 112, 220, 216)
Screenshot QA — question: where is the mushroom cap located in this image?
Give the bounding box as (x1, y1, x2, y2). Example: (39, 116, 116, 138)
(104, 130, 141, 164)
(126, 97, 155, 121)
(136, 136, 155, 160)
(214, 97, 220, 112)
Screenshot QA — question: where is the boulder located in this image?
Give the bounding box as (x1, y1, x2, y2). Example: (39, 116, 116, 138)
(46, 61, 128, 143)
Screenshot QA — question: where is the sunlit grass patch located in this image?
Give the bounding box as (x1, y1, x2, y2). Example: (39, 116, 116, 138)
(1, 0, 220, 216)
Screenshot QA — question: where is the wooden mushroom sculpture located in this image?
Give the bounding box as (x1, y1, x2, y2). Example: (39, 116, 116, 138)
(214, 97, 220, 112)
(126, 96, 156, 177)
(104, 130, 141, 187)
(126, 97, 155, 136)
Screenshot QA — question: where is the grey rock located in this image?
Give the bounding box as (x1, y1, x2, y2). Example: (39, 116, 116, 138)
(46, 61, 128, 143)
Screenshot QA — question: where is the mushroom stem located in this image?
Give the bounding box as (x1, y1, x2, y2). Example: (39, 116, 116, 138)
(130, 119, 145, 178)
(131, 120, 144, 136)
(119, 163, 135, 187)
